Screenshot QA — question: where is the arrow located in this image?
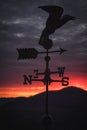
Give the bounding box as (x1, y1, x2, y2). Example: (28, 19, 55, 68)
(59, 48, 67, 55)
(38, 48, 67, 55)
(17, 48, 38, 59)
(17, 48, 67, 59)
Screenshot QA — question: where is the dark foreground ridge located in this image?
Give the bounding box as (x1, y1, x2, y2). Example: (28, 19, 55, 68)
(0, 86, 87, 130)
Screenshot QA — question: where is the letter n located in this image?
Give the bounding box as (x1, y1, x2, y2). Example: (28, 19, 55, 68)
(23, 75, 32, 85)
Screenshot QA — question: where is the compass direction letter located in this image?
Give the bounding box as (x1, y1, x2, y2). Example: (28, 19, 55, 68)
(58, 67, 65, 77)
(23, 75, 32, 84)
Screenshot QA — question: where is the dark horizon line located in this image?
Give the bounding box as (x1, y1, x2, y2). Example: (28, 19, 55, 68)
(0, 86, 87, 99)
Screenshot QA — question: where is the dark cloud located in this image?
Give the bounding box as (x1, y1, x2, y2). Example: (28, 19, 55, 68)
(0, 0, 87, 86)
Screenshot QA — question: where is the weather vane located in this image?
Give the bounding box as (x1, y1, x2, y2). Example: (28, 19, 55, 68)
(17, 5, 75, 128)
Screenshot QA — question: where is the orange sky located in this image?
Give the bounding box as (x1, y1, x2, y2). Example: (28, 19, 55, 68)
(0, 0, 87, 99)
(0, 75, 87, 98)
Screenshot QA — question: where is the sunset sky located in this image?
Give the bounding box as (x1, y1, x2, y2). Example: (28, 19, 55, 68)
(0, 0, 87, 98)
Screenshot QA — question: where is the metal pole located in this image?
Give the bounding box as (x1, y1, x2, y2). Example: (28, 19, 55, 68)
(42, 49, 52, 129)
(46, 82, 48, 117)
(45, 49, 49, 117)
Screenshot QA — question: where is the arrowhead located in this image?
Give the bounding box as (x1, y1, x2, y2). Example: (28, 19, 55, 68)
(59, 48, 67, 55)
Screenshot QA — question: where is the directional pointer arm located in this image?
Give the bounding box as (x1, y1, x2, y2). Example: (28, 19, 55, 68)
(17, 48, 67, 60)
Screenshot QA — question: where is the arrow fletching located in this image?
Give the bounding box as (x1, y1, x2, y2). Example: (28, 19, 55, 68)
(17, 48, 38, 59)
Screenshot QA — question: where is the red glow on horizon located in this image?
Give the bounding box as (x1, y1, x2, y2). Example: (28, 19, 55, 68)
(0, 76, 87, 98)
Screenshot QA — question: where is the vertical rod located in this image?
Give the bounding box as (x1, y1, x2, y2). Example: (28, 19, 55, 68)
(46, 49, 49, 117)
(46, 81, 48, 116)
(43, 49, 52, 130)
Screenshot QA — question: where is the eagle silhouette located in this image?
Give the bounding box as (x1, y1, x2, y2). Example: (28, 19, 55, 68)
(38, 5, 75, 49)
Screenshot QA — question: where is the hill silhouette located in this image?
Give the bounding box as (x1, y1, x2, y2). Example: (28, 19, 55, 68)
(0, 86, 87, 130)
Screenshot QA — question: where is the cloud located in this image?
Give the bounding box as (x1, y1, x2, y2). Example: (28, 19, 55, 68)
(0, 0, 87, 87)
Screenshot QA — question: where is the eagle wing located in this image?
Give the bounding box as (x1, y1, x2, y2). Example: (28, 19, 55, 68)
(38, 5, 63, 18)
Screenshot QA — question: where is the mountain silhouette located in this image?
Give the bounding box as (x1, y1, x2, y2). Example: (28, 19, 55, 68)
(0, 86, 87, 130)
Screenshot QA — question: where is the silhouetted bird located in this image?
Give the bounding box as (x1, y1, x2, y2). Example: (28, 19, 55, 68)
(38, 5, 75, 49)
